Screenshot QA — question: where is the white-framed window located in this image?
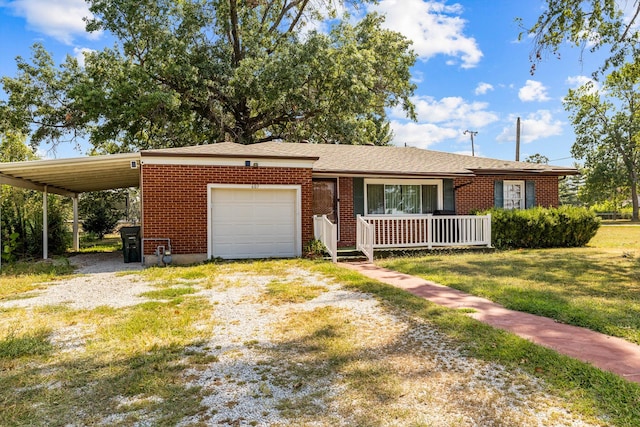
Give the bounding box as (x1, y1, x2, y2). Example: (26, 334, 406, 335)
(365, 179, 442, 215)
(503, 180, 525, 210)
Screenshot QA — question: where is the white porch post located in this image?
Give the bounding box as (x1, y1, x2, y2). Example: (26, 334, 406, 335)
(43, 186, 48, 260)
(72, 195, 79, 251)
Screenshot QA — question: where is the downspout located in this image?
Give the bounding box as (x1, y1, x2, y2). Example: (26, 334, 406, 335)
(43, 185, 48, 260)
(336, 177, 340, 241)
(139, 160, 144, 265)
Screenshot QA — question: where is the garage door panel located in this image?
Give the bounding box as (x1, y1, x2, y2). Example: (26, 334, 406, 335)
(210, 187, 298, 259)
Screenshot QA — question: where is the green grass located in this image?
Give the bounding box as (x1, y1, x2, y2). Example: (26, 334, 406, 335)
(378, 224, 640, 345)
(0, 328, 53, 359)
(263, 278, 327, 304)
(0, 274, 216, 425)
(77, 234, 122, 253)
(0, 259, 75, 300)
(1, 236, 639, 425)
(139, 286, 198, 300)
(309, 260, 640, 426)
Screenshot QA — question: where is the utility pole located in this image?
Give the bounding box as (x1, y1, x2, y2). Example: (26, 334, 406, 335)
(515, 117, 521, 161)
(463, 130, 478, 156)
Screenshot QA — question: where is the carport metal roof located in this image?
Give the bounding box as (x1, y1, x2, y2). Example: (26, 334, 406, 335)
(0, 152, 141, 196)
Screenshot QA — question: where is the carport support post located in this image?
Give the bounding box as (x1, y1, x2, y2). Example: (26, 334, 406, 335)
(72, 195, 79, 251)
(43, 186, 48, 260)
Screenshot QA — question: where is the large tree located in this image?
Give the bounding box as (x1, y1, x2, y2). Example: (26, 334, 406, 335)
(564, 62, 640, 221)
(1, 0, 416, 152)
(524, 0, 640, 75)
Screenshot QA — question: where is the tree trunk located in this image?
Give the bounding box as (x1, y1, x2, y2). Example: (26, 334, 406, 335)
(631, 180, 639, 222)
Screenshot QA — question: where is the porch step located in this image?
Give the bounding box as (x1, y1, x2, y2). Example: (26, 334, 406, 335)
(323, 248, 368, 262)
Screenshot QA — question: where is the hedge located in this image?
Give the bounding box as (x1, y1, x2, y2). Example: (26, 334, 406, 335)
(477, 206, 601, 249)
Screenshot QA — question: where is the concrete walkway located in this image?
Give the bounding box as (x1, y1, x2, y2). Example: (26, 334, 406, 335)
(341, 261, 640, 384)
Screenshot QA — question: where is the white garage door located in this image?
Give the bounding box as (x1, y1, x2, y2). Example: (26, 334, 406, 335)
(210, 186, 299, 259)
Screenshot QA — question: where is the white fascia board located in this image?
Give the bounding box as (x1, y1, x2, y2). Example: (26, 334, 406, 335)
(141, 156, 314, 169)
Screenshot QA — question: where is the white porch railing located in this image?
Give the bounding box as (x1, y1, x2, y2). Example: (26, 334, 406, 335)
(358, 214, 491, 256)
(313, 215, 337, 263)
(356, 215, 375, 262)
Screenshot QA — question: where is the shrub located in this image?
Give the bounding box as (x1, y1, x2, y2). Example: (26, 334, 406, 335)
(478, 206, 600, 249)
(79, 191, 125, 239)
(1, 190, 71, 260)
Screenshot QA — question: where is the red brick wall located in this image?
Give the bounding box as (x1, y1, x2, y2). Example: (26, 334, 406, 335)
(141, 164, 313, 256)
(455, 175, 560, 214)
(338, 177, 356, 247)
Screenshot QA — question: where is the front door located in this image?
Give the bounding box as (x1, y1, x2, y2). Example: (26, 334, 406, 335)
(312, 179, 337, 223)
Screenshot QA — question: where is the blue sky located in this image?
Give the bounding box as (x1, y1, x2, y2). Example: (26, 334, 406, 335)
(0, 0, 608, 166)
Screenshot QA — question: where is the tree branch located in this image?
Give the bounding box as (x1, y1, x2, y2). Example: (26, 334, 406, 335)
(620, 2, 640, 42)
(229, 0, 242, 65)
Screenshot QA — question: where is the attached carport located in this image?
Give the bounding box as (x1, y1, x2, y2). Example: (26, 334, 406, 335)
(0, 153, 140, 263)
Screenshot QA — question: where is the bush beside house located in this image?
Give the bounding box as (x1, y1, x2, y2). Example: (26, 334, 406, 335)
(480, 206, 600, 249)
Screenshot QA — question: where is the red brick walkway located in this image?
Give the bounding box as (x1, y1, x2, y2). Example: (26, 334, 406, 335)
(341, 261, 640, 384)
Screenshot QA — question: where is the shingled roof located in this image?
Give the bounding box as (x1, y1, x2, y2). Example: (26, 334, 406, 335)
(143, 141, 577, 177)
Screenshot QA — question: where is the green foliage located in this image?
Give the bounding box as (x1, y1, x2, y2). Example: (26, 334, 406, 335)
(304, 239, 327, 258)
(524, 153, 549, 164)
(1, 232, 20, 264)
(564, 61, 640, 221)
(524, 1, 640, 74)
(480, 206, 600, 249)
(1, 0, 416, 152)
(0, 44, 87, 150)
(590, 199, 621, 213)
(79, 191, 126, 239)
(559, 173, 584, 206)
(1, 132, 71, 259)
(1, 189, 71, 259)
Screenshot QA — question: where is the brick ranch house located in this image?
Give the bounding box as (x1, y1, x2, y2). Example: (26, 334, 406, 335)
(139, 142, 577, 263)
(0, 141, 577, 264)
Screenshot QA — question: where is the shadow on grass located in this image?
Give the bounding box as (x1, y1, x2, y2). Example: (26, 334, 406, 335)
(379, 249, 640, 344)
(0, 342, 207, 426)
(293, 261, 640, 426)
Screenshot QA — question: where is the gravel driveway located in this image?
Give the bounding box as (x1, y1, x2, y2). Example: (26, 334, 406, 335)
(1, 252, 148, 310)
(0, 253, 602, 426)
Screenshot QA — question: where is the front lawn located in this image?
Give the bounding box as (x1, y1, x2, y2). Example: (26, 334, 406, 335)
(1, 237, 639, 425)
(378, 224, 640, 345)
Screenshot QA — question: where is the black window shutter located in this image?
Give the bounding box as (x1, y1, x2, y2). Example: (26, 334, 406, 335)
(443, 179, 455, 212)
(525, 180, 536, 208)
(353, 178, 365, 216)
(494, 180, 504, 208)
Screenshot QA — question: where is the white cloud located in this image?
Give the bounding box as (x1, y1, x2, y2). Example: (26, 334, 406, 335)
(389, 94, 499, 149)
(518, 80, 550, 102)
(73, 47, 94, 68)
(5, 0, 99, 44)
(402, 95, 499, 128)
(390, 121, 460, 149)
(474, 82, 494, 95)
(566, 75, 601, 94)
(371, 0, 483, 68)
(496, 110, 563, 144)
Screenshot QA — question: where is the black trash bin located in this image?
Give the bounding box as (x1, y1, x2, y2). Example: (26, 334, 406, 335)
(432, 210, 458, 243)
(120, 226, 141, 263)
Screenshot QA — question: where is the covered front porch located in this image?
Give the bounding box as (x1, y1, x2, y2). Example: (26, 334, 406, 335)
(314, 213, 492, 262)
